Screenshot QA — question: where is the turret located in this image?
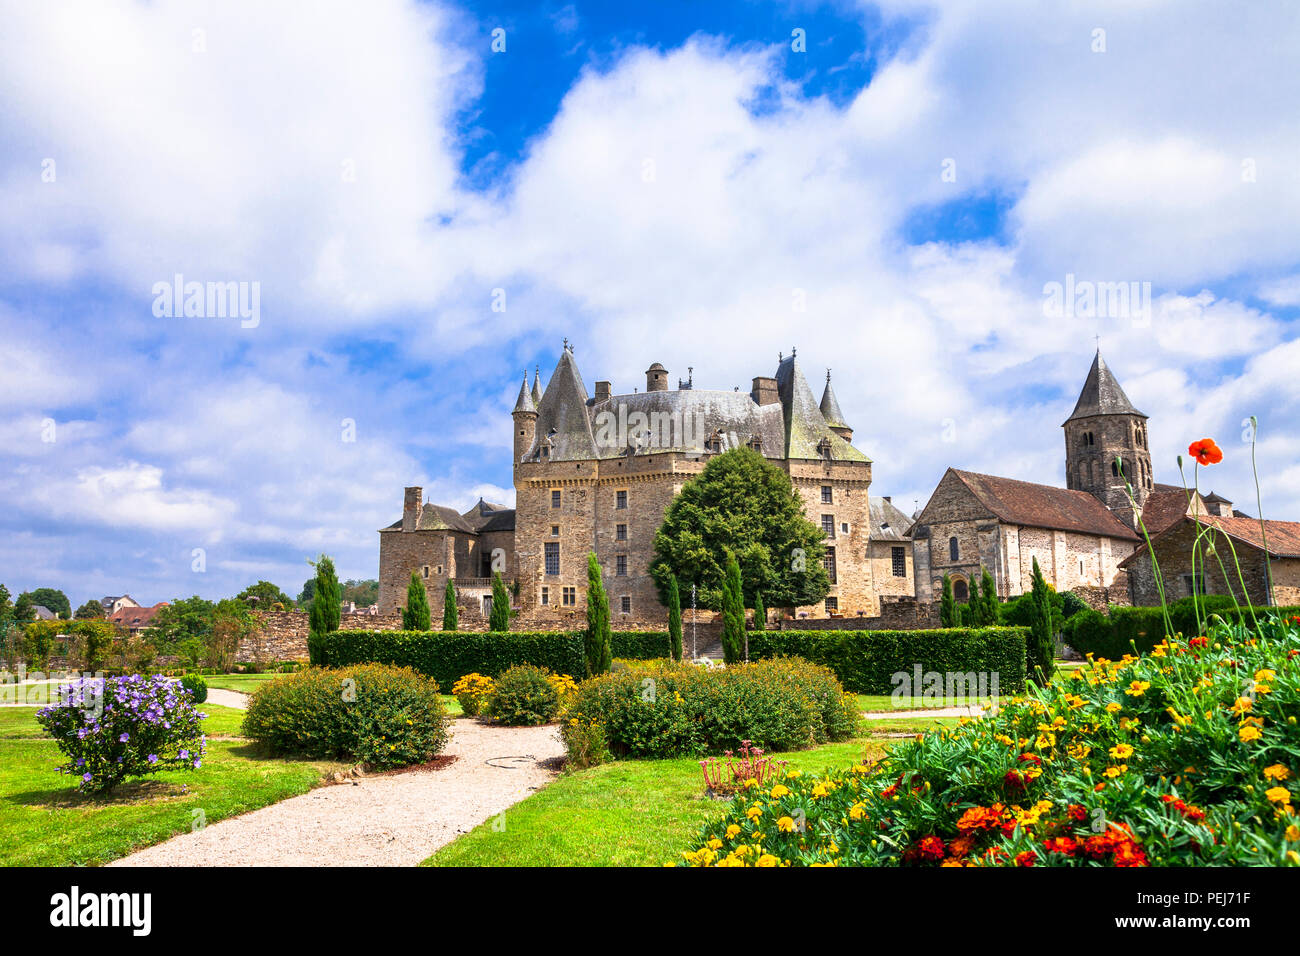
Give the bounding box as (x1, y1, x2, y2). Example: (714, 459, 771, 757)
(512, 371, 537, 465)
(819, 369, 852, 442)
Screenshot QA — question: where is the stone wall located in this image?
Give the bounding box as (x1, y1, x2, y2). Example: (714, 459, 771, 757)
(775, 597, 940, 631)
(1070, 581, 1131, 611)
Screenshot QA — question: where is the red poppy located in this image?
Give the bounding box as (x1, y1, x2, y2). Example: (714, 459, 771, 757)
(1188, 438, 1223, 465)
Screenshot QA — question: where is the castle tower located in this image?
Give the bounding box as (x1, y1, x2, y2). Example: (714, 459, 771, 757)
(819, 369, 852, 442)
(512, 371, 537, 470)
(1063, 350, 1152, 529)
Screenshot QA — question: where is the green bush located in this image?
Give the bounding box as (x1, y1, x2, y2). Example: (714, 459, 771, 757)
(1063, 600, 1300, 659)
(488, 665, 560, 726)
(241, 663, 448, 769)
(179, 674, 208, 704)
(609, 631, 672, 660)
(565, 657, 858, 761)
(746, 628, 1027, 694)
(314, 630, 586, 689)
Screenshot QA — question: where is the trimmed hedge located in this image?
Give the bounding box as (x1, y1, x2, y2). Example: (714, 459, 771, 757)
(609, 631, 672, 660)
(747, 628, 1028, 694)
(314, 630, 586, 688)
(1064, 599, 1300, 659)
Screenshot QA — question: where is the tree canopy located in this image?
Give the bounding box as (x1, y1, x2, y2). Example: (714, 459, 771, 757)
(27, 588, 71, 619)
(236, 580, 294, 608)
(649, 447, 829, 611)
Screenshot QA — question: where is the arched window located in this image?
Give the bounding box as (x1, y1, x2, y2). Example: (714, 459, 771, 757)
(953, 578, 969, 602)
(1112, 460, 1120, 477)
(949, 536, 959, 561)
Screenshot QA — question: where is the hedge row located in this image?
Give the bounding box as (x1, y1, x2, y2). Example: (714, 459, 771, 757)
(1063, 598, 1300, 659)
(748, 628, 1028, 694)
(315, 631, 586, 689)
(609, 631, 672, 660)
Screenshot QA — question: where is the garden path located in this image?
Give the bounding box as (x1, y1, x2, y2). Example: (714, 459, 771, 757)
(861, 705, 987, 719)
(108, 718, 564, 867)
(204, 688, 249, 710)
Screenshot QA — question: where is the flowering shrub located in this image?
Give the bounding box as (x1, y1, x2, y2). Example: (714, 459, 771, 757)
(488, 665, 563, 726)
(678, 619, 1300, 866)
(35, 675, 207, 794)
(452, 673, 495, 717)
(701, 741, 788, 797)
(564, 658, 858, 764)
(241, 664, 448, 769)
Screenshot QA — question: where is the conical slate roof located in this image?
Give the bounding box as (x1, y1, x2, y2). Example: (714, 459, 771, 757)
(531, 366, 543, 406)
(775, 354, 868, 462)
(1063, 350, 1145, 424)
(512, 372, 535, 414)
(819, 370, 849, 429)
(528, 348, 596, 461)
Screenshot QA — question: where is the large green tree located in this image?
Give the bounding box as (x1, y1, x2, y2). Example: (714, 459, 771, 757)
(27, 588, 71, 620)
(74, 600, 106, 620)
(307, 555, 341, 639)
(649, 447, 829, 612)
(237, 580, 294, 609)
(146, 596, 252, 667)
(403, 572, 431, 630)
(720, 551, 746, 664)
(489, 572, 510, 632)
(341, 579, 380, 608)
(584, 552, 612, 676)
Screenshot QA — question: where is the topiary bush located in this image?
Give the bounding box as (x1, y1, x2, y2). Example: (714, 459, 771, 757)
(35, 674, 208, 794)
(241, 664, 449, 769)
(564, 657, 858, 763)
(179, 674, 208, 704)
(487, 664, 561, 726)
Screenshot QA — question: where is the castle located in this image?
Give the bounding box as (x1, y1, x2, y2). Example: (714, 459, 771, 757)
(379, 345, 910, 623)
(380, 345, 1300, 623)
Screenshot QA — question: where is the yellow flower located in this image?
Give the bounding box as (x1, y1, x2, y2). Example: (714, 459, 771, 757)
(849, 802, 866, 820)
(1109, 743, 1134, 760)
(707, 838, 723, 850)
(1264, 764, 1292, 782)
(1124, 681, 1150, 697)
(1265, 786, 1292, 805)
(726, 824, 742, 839)
(1254, 669, 1276, 683)
(1285, 824, 1300, 842)
(1104, 764, 1127, 778)
(745, 804, 763, 821)
(756, 854, 781, 867)
(1230, 697, 1253, 716)
(777, 816, 796, 833)
(1239, 725, 1263, 743)
(770, 784, 790, 799)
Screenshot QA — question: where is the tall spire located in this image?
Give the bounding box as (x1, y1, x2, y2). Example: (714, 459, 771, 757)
(512, 371, 535, 414)
(1063, 349, 1145, 424)
(819, 368, 849, 430)
(531, 365, 543, 405)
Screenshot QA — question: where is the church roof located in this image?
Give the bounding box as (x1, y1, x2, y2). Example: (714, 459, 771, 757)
(819, 370, 849, 429)
(1063, 350, 1146, 425)
(1121, 513, 1300, 564)
(1140, 485, 1202, 535)
(869, 496, 914, 541)
(945, 468, 1140, 540)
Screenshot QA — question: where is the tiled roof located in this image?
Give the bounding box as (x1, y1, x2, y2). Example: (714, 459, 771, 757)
(1120, 514, 1300, 564)
(869, 497, 914, 541)
(384, 499, 515, 535)
(949, 469, 1140, 540)
(109, 602, 168, 628)
(1063, 350, 1145, 424)
(1140, 486, 1201, 536)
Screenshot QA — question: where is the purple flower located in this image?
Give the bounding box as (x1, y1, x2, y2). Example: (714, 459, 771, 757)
(146, 753, 158, 764)
(118, 732, 129, 742)
(81, 772, 92, 783)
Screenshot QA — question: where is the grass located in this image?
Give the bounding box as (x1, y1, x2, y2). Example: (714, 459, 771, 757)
(0, 702, 249, 739)
(856, 693, 992, 712)
(425, 711, 958, 868)
(201, 672, 287, 694)
(0, 737, 347, 866)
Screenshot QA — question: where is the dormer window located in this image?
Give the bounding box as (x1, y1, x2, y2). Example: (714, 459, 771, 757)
(817, 437, 833, 460)
(747, 434, 763, 453)
(705, 430, 723, 453)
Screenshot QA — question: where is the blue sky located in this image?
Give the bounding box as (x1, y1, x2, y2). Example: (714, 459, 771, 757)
(2, 0, 1300, 606)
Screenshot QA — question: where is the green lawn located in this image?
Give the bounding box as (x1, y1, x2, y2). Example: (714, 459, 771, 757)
(0, 738, 346, 866)
(202, 672, 286, 695)
(424, 712, 962, 869)
(856, 693, 992, 712)
(0, 702, 248, 739)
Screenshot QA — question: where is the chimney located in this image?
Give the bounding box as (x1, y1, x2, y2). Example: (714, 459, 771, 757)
(646, 363, 668, 392)
(751, 376, 779, 406)
(883, 496, 891, 503)
(403, 486, 422, 532)
(594, 381, 612, 402)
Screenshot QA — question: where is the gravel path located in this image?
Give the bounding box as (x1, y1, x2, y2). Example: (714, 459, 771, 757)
(109, 719, 564, 867)
(862, 705, 987, 719)
(204, 688, 250, 710)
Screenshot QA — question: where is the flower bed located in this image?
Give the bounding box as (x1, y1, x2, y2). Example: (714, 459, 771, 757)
(678, 618, 1300, 866)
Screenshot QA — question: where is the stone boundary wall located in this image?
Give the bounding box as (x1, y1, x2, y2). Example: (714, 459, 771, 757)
(1071, 578, 1133, 612)
(774, 597, 940, 631)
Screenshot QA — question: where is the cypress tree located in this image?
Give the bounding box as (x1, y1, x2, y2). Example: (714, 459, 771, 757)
(442, 578, 458, 631)
(940, 573, 956, 627)
(1028, 557, 1057, 684)
(977, 567, 998, 626)
(585, 552, 612, 676)
(720, 552, 746, 663)
(307, 555, 340, 664)
(403, 571, 431, 631)
(666, 574, 683, 662)
(490, 572, 511, 632)
(753, 590, 766, 632)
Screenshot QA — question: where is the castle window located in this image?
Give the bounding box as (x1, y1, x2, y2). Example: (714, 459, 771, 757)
(540, 587, 549, 606)
(551, 525, 559, 536)
(823, 547, 837, 584)
(422, 566, 429, 578)
(821, 514, 835, 536)
(892, 547, 906, 577)
(953, 579, 969, 602)
(824, 597, 838, 615)
(551, 489, 561, 508)
(1112, 460, 1120, 477)
(616, 490, 628, 510)
(841, 522, 849, 534)
(616, 555, 627, 577)
(616, 523, 627, 541)
(705, 431, 723, 453)
(562, 586, 577, 606)
(821, 485, 833, 504)
(620, 596, 631, 614)
(949, 537, 959, 561)
(544, 542, 560, 576)
(748, 436, 762, 453)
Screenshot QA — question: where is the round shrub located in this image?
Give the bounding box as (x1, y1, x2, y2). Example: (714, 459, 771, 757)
(241, 664, 449, 769)
(179, 674, 208, 704)
(565, 657, 858, 762)
(452, 672, 495, 717)
(35, 674, 208, 794)
(488, 664, 560, 726)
